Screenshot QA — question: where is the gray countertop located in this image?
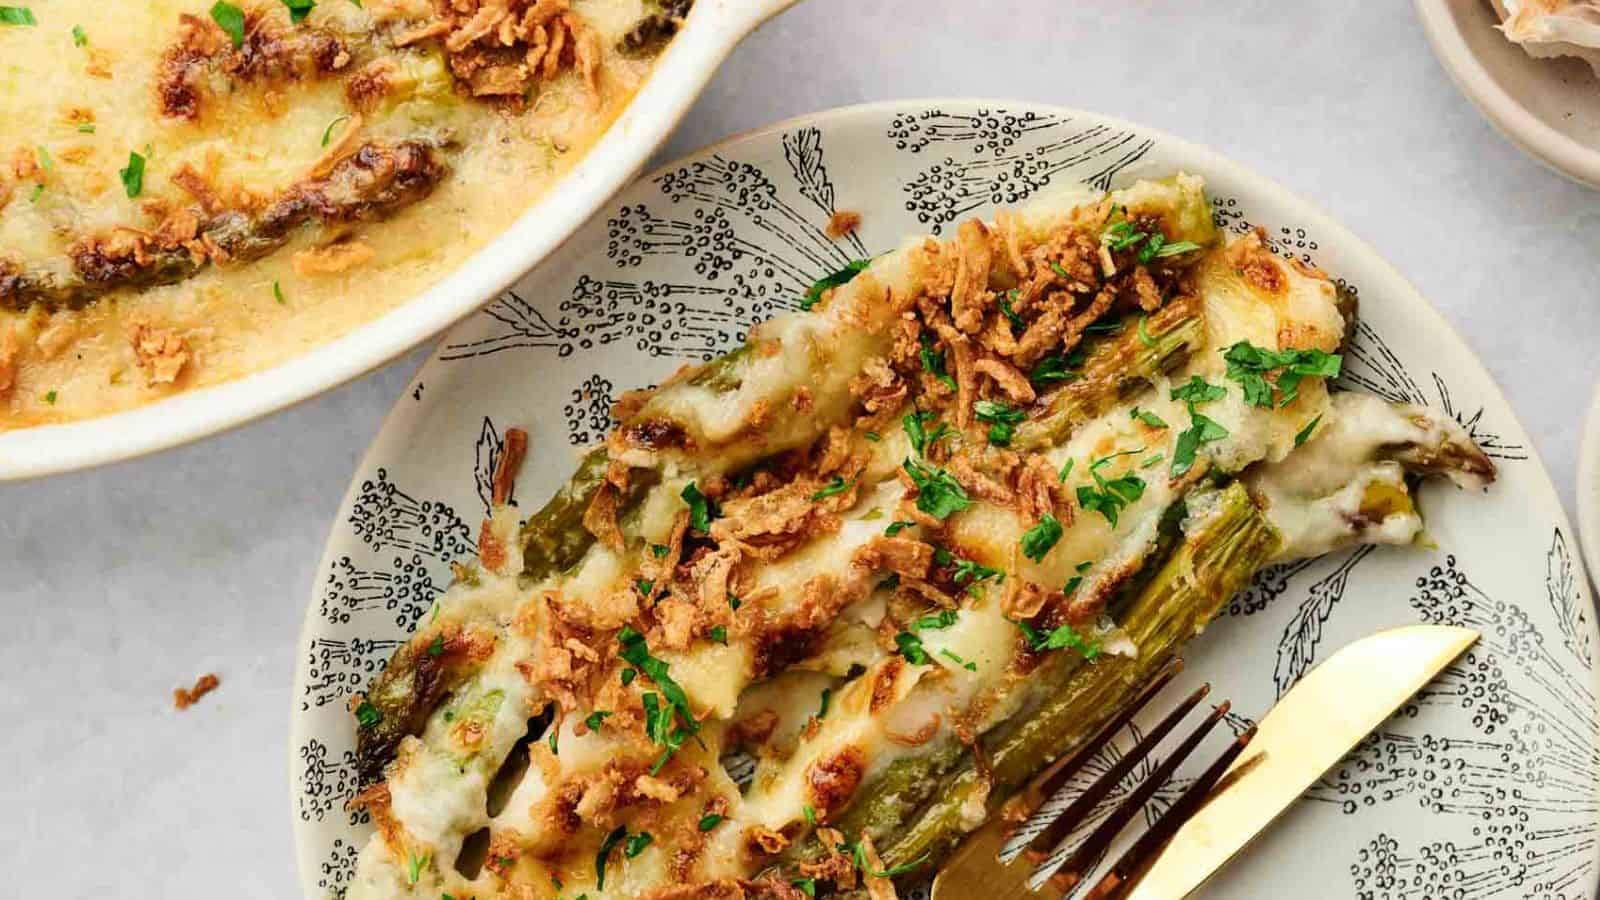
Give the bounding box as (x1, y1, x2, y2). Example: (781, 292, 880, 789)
(4, 2, 1597, 897)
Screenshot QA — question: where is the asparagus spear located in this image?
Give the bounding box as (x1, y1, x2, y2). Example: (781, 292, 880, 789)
(2, 138, 450, 312)
(859, 483, 1280, 886)
(1011, 295, 1204, 451)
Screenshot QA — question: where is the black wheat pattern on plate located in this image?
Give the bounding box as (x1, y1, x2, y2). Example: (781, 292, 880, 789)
(1312, 551, 1600, 899)
(1271, 546, 1376, 698)
(892, 110, 1154, 233)
(1547, 528, 1593, 670)
(440, 133, 871, 366)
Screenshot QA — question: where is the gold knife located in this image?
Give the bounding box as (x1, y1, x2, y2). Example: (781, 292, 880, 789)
(1121, 624, 1479, 900)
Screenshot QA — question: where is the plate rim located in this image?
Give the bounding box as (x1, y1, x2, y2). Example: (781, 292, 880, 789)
(288, 96, 1600, 898)
(0, 0, 798, 482)
(1415, 0, 1600, 190)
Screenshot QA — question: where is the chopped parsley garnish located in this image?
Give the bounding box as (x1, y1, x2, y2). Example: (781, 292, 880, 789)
(1135, 232, 1201, 264)
(708, 625, 727, 645)
(802, 804, 816, 825)
(35, 145, 51, 172)
(584, 710, 611, 731)
(650, 543, 669, 558)
(1075, 453, 1147, 527)
(273, 281, 286, 304)
(913, 609, 958, 630)
(1058, 457, 1074, 482)
(119, 151, 145, 199)
(1295, 414, 1323, 447)
(792, 879, 817, 897)
(1137, 315, 1154, 347)
(547, 725, 559, 755)
(816, 687, 832, 720)
(919, 334, 958, 391)
(619, 627, 697, 772)
(623, 832, 653, 858)
(76, 123, 95, 133)
(1141, 452, 1165, 468)
(727, 594, 741, 610)
(681, 482, 714, 532)
(620, 668, 636, 686)
(1222, 341, 1343, 408)
(903, 458, 971, 520)
(1014, 618, 1100, 659)
(281, 0, 315, 24)
(940, 649, 978, 671)
(1020, 512, 1063, 562)
(43, 390, 57, 404)
(426, 634, 444, 657)
(1170, 375, 1226, 405)
(354, 701, 381, 728)
(635, 578, 655, 596)
(884, 520, 915, 537)
(595, 825, 627, 889)
(811, 477, 853, 501)
(698, 814, 724, 832)
(974, 399, 1026, 446)
(935, 546, 1003, 592)
(1083, 317, 1124, 336)
(28, 183, 42, 203)
(902, 410, 951, 456)
(209, 2, 246, 48)
(1062, 574, 1083, 596)
(1150, 238, 1202, 259)
(1172, 409, 1229, 477)
(1102, 216, 1145, 251)
(72, 24, 86, 45)
(801, 258, 871, 310)
(0, 6, 35, 26)
(406, 851, 429, 885)
(894, 630, 931, 665)
(1029, 347, 1086, 386)
(1130, 406, 1168, 429)
(320, 114, 350, 147)
(864, 430, 881, 442)
(999, 290, 1026, 330)
(1048, 261, 1073, 280)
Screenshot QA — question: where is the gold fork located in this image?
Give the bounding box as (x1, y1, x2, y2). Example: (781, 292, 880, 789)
(930, 659, 1257, 900)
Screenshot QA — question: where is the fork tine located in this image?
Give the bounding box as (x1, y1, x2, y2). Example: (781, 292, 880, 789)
(1023, 680, 1211, 860)
(1046, 700, 1233, 895)
(1080, 724, 1259, 900)
(1014, 657, 1185, 830)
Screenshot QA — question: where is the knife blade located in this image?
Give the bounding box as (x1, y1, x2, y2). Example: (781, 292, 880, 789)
(1122, 624, 1479, 900)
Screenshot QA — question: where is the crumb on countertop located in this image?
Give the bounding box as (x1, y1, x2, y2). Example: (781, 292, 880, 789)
(173, 673, 220, 710)
(826, 210, 862, 239)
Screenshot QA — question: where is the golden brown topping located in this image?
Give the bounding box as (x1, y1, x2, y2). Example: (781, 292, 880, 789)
(128, 320, 190, 386)
(852, 537, 932, 581)
(746, 825, 791, 856)
(390, 0, 602, 100)
(949, 219, 993, 334)
(806, 745, 867, 821)
(157, 12, 350, 121)
(1224, 228, 1287, 297)
(172, 672, 220, 710)
(291, 242, 376, 276)
(859, 831, 899, 900)
(0, 326, 18, 398)
(825, 210, 862, 239)
(492, 427, 529, 505)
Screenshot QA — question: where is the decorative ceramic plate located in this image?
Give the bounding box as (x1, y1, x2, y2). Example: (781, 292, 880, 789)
(290, 100, 1600, 899)
(1578, 384, 1600, 594)
(1416, 0, 1600, 189)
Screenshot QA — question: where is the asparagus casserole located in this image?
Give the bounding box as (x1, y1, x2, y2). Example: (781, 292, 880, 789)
(0, 0, 691, 427)
(344, 175, 1495, 899)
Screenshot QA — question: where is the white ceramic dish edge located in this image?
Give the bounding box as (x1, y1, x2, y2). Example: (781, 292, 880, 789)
(288, 97, 1600, 899)
(1416, 0, 1600, 189)
(0, 0, 798, 481)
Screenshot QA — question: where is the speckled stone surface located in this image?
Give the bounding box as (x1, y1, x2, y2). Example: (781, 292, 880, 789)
(3, 3, 1597, 897)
